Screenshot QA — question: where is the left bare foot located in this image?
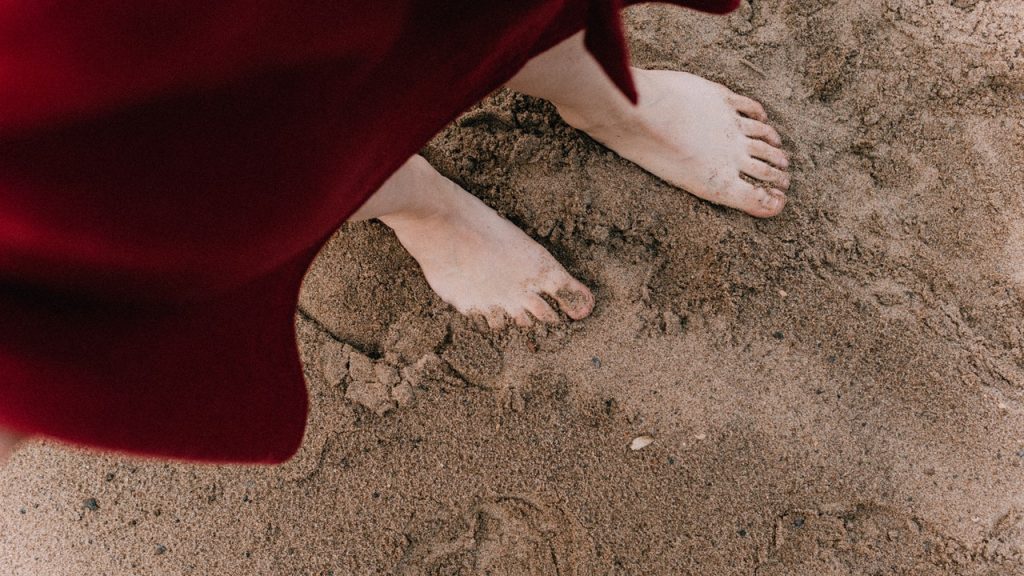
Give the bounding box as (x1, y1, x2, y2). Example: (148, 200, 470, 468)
(369, 157, 595, 329)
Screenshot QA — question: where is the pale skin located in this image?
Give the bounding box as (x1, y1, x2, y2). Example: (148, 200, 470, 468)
(0, 30, 789, 462)
(352, 31, 789, 328)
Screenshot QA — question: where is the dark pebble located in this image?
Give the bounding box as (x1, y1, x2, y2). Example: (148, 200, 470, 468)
(591, 356, 602, 368)
(772, 331, 785, 340)
(794, 516, 805, 528)
(372, 491, 380, 499)
(737, 528, 748, 537)
(83, 498, 99, 511)
(667, 457, 675, 465)
(18, 508, 25, 515)
(104, 473, 115, 482)
(155, 544, 167, 555)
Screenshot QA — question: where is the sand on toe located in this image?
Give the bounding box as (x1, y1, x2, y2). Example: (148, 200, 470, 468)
(3, 1, 1024, 574)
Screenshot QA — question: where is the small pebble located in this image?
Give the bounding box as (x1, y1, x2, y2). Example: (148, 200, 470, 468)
(630, 436, 654, 451)
(793, 516, 805, 527)
(772, 331, 785, 340)
(694, 433, 707, 441)
(778, 289, 788, 297)
(155, 544, 167, 555)
(82, 498, 99, 511)
(591, 356, 602, 368)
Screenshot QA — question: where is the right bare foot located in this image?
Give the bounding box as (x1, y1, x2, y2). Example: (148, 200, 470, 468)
(376, 157, 594, 329)
(557, 69, 790, 218)
(505, 32, 790, 218)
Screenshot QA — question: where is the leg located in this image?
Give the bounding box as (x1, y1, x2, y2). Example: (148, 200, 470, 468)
(507, 32, 790, 217)
(351, 156, 595, 329)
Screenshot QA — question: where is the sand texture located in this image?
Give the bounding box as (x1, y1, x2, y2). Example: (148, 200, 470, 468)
(3, 1, 1024, 574)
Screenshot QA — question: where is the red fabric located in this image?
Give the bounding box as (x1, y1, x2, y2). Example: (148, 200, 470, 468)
(0, 0, 737, 463)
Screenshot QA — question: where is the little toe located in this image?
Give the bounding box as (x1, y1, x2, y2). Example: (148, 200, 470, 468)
(728, 93, 768, 121)
(739, 118, 782, 147)
(717, 180, 787, 218)
(742, 158, 791, 190)
(549, 278, 595, 320)
(525, 294, 560, 324)
(747, 139, 789, 169)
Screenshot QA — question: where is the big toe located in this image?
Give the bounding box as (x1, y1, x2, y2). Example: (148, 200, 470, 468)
(550, 278, 595, 320)
(719, 181, 787, 218)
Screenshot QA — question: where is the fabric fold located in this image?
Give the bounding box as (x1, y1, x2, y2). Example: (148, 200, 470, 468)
(584, 0, 638, 103)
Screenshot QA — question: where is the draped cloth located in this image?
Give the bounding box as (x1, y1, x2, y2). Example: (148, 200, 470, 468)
(0, 0, 737, 462)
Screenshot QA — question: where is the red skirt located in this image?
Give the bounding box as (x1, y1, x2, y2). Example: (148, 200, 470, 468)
(0, 0, 737, 462)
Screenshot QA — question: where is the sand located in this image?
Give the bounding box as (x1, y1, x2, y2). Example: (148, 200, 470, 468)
(2, 1, 1024, 574)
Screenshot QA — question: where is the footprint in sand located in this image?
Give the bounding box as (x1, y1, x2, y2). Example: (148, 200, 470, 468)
(396, 496, 598, 575)
(758, 504, 1024, 575)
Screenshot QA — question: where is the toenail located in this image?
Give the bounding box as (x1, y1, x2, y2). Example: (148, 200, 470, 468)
(766, 189, 787, 207)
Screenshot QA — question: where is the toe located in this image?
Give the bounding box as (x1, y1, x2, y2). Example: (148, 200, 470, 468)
(484, 307, 508, 330)
(747, 139, 789, 169)
(716, 180, 787, 218)
(511, 308, 534, 328)
(728, 93, 768, 122)
(738, 118, 782, 147)
(742, 158, 791, 190)
(756, 188, 788, 217)
(549, 278, 595, 320)
(525, 294, 560, 324)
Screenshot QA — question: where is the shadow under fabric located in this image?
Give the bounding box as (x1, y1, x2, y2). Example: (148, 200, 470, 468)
(0, 0, 738, 463)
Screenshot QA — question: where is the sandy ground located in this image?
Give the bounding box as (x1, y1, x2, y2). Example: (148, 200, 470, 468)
(3, 1, 1024, 574)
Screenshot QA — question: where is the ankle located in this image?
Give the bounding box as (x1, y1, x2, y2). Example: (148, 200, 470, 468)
(379, 167, 459, 233)
(553, 68, 647, 133)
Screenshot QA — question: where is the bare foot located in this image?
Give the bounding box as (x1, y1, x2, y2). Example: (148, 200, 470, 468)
(556, 69, 790, 218)
(376, 158, 594, 329)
